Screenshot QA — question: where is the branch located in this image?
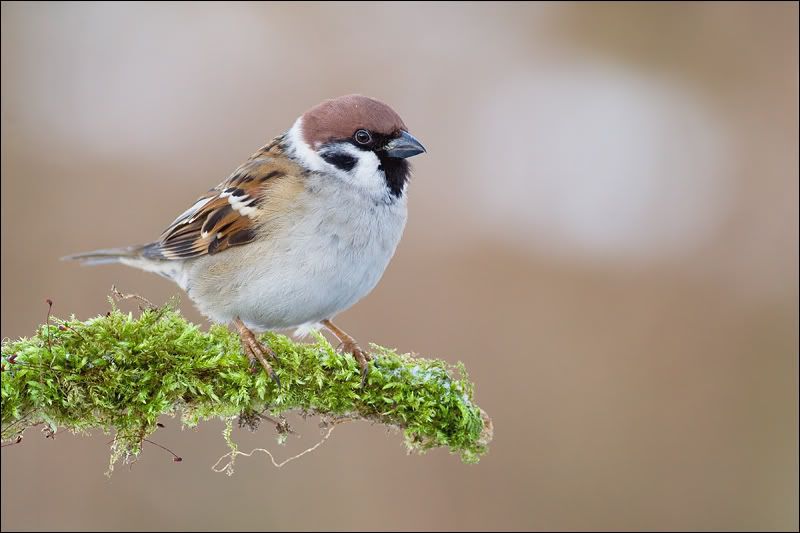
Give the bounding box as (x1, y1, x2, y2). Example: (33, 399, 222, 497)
(1, 298, 492, 472)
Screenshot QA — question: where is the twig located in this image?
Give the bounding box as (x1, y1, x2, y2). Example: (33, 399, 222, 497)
(45, 299, 54, 355)
(212, 421, 343, 474)
(257, 413, 296, 435)
(111, 285, 157, 311)
(1, 436, 23, 448)
(143, 439, 182, 463)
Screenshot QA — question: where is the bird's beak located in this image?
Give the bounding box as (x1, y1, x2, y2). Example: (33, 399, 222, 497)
(384, 131, 426, 159)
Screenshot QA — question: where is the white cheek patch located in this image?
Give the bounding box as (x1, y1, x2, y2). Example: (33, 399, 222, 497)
(339, 144, 383, 189)
(286, 117, 391, 201)
(287, 118, 327, 173)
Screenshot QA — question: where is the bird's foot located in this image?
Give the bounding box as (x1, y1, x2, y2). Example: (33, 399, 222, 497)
(234, 319, 280, 387)
(321, 319, 373, 387)
(340, 340, 372, 387)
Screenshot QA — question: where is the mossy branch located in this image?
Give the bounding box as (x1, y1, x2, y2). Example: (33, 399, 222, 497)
(1, 299, 492, 471)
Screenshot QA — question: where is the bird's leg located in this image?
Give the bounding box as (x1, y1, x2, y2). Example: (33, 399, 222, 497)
(321, 319, 371, 386)
(233, 317, 280, 387)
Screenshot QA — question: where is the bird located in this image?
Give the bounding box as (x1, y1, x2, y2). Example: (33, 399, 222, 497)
(64, 94, 426, 387)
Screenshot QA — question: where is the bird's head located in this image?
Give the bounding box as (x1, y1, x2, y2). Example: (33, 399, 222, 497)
(287, 94, 426, 201)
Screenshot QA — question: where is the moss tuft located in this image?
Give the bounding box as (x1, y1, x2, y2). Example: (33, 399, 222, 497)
(1, 302, 491, 470)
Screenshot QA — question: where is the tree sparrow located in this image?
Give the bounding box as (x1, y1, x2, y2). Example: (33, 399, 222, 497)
(65, 95, 426, 386)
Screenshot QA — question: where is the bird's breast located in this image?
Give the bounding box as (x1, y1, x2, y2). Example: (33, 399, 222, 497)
(187, 184, 408, 330)
(280, 187, 408, 301)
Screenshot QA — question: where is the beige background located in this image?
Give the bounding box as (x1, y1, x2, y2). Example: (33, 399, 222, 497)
(1, 2, 798, 531)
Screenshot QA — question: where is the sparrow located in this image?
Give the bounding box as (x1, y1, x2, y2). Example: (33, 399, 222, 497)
(65, 94, 426, 386)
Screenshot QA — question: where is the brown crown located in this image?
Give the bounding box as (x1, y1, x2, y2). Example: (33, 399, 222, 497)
(300, 94, 407, 148)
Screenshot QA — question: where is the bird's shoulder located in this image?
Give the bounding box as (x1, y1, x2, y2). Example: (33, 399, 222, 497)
(149, 135, 308, 260)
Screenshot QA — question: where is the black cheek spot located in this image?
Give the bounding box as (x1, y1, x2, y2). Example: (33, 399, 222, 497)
(321, 152, 357, 172)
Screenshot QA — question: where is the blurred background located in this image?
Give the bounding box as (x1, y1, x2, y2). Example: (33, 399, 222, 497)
(1, 2, 797, 531)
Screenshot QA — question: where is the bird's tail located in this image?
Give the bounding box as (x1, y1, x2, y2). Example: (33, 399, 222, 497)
(61, 245, 147, 266)
(62, 243, 185, 286)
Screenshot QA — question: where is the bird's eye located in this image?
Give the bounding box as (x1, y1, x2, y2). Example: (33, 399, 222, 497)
(354, 129, 372, 145)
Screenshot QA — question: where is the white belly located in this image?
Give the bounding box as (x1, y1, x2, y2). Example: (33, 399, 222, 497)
(183, 187, 407, 331)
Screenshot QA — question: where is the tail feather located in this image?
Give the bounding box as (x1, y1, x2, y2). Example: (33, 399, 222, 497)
(62, 243, 185, 288)
(61, 245, 146, 266)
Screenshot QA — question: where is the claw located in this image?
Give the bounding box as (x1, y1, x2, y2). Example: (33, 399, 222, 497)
(269, 369, 281, 388)
(320, 319, 372, 388)
(235, 317, 280, 388)
(344, 343, 371, 388)
(248, 356, 280, 386)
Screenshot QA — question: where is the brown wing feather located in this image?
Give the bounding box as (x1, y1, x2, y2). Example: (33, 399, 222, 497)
(150, 135, 305, 260)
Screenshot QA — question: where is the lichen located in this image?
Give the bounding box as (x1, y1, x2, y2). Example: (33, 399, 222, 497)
(1, 301, 491, 471)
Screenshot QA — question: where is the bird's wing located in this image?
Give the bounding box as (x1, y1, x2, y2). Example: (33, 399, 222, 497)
(145, 136, 306, 260)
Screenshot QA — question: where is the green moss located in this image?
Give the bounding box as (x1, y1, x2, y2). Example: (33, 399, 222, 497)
(1, 303, 491, 470)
